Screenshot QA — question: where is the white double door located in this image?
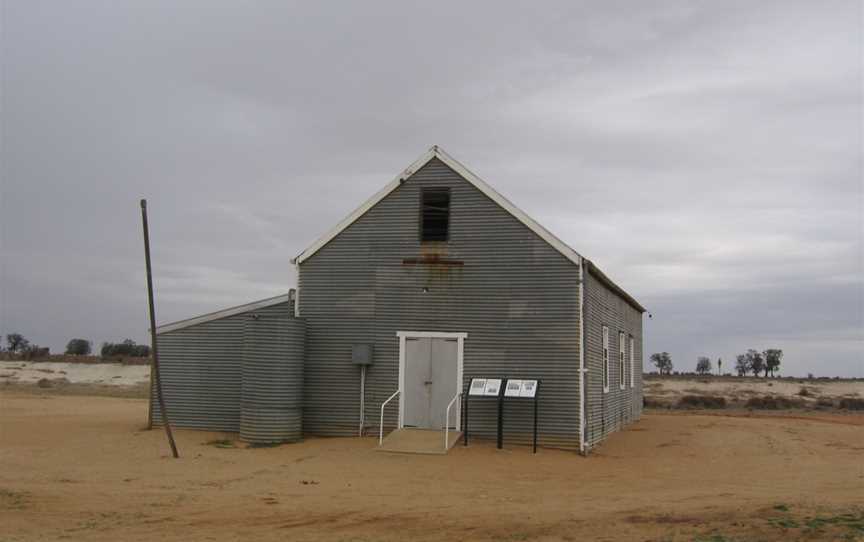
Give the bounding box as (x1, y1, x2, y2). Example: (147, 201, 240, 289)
(402, 337, 459, 430)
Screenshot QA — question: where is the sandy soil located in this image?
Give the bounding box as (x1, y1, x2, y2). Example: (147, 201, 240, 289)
(1, 392, 862, 541)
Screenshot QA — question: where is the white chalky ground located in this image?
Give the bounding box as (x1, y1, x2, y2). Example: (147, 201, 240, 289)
(0, 361, 150, 386)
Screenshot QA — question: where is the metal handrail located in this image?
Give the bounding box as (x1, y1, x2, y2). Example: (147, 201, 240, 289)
(443, 393, 461, 451)
(378, 389, 400, 446)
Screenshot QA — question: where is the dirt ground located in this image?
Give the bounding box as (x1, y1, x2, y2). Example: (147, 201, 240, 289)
(1, 391, 862, 542)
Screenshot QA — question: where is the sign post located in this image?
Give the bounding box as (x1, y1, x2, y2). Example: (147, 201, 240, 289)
(463, 377, 540, 453)
(503, 379, 540, 453)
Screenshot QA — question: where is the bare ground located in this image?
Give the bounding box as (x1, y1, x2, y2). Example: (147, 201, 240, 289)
(1, 391, 862, 541)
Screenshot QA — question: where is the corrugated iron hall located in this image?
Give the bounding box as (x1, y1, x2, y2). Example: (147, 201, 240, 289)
(151, 146, 646, 454)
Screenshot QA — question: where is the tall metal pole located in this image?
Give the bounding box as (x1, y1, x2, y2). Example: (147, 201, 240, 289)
(140, 199, 179, 459)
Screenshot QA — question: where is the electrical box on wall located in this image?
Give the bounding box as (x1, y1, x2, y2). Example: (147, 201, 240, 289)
(352, 344, 374, 365)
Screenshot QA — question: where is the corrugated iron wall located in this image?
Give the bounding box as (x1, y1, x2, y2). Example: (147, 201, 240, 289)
(151, 299, 297, 435)
(298, 158, 583, 449)
(583, 268, 643, 449)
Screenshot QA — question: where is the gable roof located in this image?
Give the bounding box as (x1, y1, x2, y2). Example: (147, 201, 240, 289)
(292, 146, 645, 313)
(292, 145, 583, 266)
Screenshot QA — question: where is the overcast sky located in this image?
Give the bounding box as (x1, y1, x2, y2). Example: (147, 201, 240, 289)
(1, 1, 861, 376)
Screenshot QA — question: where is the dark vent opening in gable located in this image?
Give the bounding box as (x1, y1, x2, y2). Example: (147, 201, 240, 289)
(421, 188, 450, 242)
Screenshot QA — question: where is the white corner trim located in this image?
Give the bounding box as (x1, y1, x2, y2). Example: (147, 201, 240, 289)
(398, 335, 406, 429)
(293, 261, 301, 318)
(156, 292, 295, 334)
(578, 262, 586, 454)
(292, 145, 583, 267)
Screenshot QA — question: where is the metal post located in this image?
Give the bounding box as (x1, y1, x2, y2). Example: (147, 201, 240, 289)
(496, 380, 504, 450)
(141, 199, 179, 459)
(463, 388, 469, 446)
(359, 365, 366, 436)
(533, 396, 538, 454)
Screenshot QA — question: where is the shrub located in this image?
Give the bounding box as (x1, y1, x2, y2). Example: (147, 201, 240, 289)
(643, 397, 669, 409)
(797, 387, 811, 397)
(677, 395, 727, 409)
(745, 396, 803, 410)
(816, 397, 834, 409)
(100, 339, 150, 359)
(838, 398, 864, 410)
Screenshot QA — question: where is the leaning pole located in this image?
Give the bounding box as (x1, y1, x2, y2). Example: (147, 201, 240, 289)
(140, 199, 179, 459)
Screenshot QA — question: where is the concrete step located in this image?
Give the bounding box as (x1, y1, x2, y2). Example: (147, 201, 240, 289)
(378, 428, 462, 455)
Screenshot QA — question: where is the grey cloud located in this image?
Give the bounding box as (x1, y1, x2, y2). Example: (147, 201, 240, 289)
(1, 0, 861, 375)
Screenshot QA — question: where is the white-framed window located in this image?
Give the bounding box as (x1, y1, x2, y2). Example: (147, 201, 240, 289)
(629, 335, 635, 388)
(602, 325, 610, 393)
(619, 331, 626, 390)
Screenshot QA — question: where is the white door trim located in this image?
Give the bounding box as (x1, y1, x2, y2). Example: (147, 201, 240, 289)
(396, 331, 468, 339)
(396, 331, 467, 430)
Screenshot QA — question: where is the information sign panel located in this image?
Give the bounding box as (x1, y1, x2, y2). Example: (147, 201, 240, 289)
(483, 378, 502, 396)
(504, 379, 523, 397)
(468, 378, 487, 396)
(519, 379, 538, 398)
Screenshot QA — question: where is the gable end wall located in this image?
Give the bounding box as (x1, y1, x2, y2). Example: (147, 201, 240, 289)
(298, 158, 584, 449)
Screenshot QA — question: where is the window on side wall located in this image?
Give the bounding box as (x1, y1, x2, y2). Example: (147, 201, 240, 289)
(629, 335, 635, 388)
(619, 331, 626, 390)
(602, 326, 610, 393)
(421, 188, 450, 242)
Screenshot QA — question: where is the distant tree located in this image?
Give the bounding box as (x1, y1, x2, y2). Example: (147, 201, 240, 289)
(735, 354, 750, 377)
(650, 352, 673, 376)
(747, 349, 765, 377)
(100, 339, 150, 358)
(65, 338, 92, 356)
(6, 333, 29, 354)
(696, 356, 712, 375)
(22, 344, 49, 360)
(764, 349, 783, 377)
(717, 358, 722, 376)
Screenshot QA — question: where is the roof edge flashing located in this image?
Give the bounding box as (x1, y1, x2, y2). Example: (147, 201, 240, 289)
(155, 290, 295, 335)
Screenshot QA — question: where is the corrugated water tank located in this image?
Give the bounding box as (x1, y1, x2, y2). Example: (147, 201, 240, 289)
(239, 313, 306, 444)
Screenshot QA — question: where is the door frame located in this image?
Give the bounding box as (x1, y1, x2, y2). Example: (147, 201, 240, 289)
(396, 331, 467, 430)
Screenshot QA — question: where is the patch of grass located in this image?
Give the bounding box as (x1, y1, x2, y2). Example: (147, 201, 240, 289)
(0, 488, 29, 510)
(774, 504, 789, 512)
(692, 536, 737, 542)
(770, 517, 799, 529)
(804, 512, 864, 533)
(677, 395, 727, 409)
(205, 439, 235, 449)
(246, 441, 284, 449)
